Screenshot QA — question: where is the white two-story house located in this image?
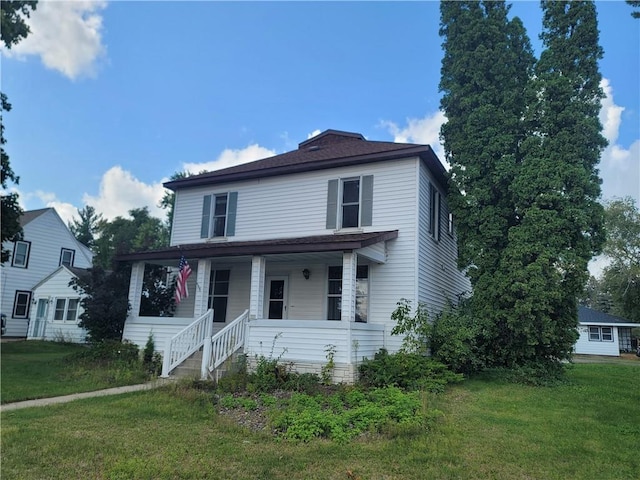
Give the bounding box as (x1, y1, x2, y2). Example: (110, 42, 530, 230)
(119, 130, 470, 382)
(1, 208, 94, 338)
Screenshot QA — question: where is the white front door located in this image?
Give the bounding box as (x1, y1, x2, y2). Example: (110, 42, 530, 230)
(33, 298, 48, 338)
(265, 276, 288, 319)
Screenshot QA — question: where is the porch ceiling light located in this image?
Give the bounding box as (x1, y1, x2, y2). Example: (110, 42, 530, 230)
(302, 268, 311, 280)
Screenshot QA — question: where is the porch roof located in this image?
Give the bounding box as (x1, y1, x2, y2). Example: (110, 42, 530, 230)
(116, 230, 398, 262)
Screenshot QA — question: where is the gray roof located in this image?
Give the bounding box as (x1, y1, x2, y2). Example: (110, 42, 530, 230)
(19, 208, 51, 227)
(578, 306, 635, 325)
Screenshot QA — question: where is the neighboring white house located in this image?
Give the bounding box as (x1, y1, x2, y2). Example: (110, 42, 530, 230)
(118, 129, 470, 382)
(575, 306, 637, 357)
(27, 266, 91, 343)
(1, 208, 94, 337)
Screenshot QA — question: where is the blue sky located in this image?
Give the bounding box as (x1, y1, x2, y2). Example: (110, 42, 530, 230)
(2, 0, 639, 228)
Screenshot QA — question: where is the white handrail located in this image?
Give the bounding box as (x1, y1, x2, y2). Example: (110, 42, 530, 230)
(161, 309, 213, 377)
(202, 309, 249, 379)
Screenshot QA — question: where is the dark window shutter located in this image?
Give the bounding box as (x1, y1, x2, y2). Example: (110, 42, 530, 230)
(361, 175, 374, 226)
(326, 179, 338, 229)
(201, 194, 212, 238)
(226, 192, 238, 236)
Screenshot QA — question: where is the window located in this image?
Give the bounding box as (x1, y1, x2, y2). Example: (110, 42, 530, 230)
(53, 298, 80, 322)
(326, 176, 373, 230)
(326, 265, 369, 322)
(11, 241, 31, 268)
(341, 179, 360, 228)
(208, 269, 230, 322)
(588, 326, 614, 342)
(429, 183, 441, 240)
(201, 193, 238, 238)
(12, 291, 31, 319)
(448, 211, 454, 237)
(60, 248, 75, 267)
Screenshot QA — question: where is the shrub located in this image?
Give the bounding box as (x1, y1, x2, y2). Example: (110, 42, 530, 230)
(430, 300, 484, 374)
(142, 334, 162, 376)
(390, 299, 431, 354)
(358, 349, 463, 392)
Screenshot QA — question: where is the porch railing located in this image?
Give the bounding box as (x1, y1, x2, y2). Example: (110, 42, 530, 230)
(161, 309, 213, 378)
(202, 309, 249, 379)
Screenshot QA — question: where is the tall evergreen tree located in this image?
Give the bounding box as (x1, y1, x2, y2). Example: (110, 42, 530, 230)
(439, 0, 607, 368)
(439, 1, 536, 366)
(504, 0, 606, 364)
(68, 205, 103, 249)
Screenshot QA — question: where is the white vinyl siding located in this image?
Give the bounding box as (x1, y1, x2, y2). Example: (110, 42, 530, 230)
(417, 161, 471, 315)
(574, 324, 624, 356)
(1, 209, 93, 337)
(27, 267, 88, 343)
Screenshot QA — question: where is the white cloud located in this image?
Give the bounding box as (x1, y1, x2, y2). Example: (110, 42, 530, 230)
(2, 1, 107, 80)
(381, 111, 447, 164)
(82, 166, 165, 221)
(307, 129, 322, 139)
(183, 144, 276, 174)
(598, 79, 640, 204)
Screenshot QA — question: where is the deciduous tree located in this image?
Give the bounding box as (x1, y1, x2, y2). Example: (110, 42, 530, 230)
(68, 205, 103, 249)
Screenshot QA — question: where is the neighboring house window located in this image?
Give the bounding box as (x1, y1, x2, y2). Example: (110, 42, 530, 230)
(327, 265, 369, 322)
(60, 248, 75, 267)
(326, 176, 373, 230)
(201, 192, 238, 238)
(11, 240, 31, 268)
(588, 326, 614, 342)
(53, 298, 80, 322)
(429, 183, 441, 241)
(12, 291, 31, 319)
(207, 269, 230, 322)
(448, 211, 454, 237)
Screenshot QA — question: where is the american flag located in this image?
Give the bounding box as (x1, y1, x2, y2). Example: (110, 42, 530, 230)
(174, 256, 192, 304)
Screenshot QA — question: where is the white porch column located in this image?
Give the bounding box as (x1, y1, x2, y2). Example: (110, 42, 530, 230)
(193, 259, 210, 318)
(249, 256, 266, 320)
(128, 262, 145, 317)
(341, 251, 357, 323)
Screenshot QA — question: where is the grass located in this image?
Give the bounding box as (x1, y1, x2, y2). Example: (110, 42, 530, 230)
(2, 363, 639, 479)
(1, 340, 149, 404)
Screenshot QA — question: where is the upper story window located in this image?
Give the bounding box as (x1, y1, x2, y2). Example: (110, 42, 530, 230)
(60, 248, 75, 267)
(53, 298, 80, 322)
(11, 241, 31, 268)
(326, 175, 373, 230)
(201, 192, 238, 238)
(13, 290, 31, 319)
(429, 182, 441, 241)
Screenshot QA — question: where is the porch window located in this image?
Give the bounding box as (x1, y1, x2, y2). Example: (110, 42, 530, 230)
(60, 248, 75, 267)
(208, 269, 230, 322)
(201, 192, 238, 238)
(12, 241, 31, 268)
(326, 265, 369, 322)
(13, 290, 31, 318)
(53, 298, 80, 322)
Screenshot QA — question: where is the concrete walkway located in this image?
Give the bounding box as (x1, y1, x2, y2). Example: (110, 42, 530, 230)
(1, 378, 173, 412)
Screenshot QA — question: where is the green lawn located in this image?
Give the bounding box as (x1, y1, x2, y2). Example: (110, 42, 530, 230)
(2, 363, 639, 479)
(1, 340, 148, 404)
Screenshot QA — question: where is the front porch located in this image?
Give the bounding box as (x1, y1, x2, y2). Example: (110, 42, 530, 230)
(119, 231, 398, 382)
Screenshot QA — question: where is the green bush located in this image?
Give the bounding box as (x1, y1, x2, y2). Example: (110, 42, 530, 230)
(269, 386, 436, 443)
(430, 301, 484, 374)
(358, 349, 463, 392)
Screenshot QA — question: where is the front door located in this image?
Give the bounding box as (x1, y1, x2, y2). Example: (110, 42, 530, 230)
(33, 298, 48, 338)
(265, 276, 288, 319)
